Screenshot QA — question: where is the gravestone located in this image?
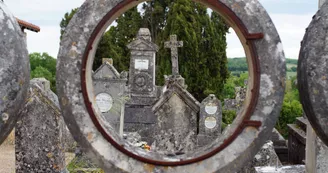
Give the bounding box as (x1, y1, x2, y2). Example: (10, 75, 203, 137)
(305, 121, 328, 173)
(287, 117, 307, 164)
(197, 94, 222, 147)
(0, 2, 30, 144)
(224, 83, 247, 113)
(164, 35, 183, 76)
(126, 28, 159, 104)
(152, 76, 200, 154)
(15, 78, 67, 173)
(93, 59, 128, 133)
(124, 28, 159, 139)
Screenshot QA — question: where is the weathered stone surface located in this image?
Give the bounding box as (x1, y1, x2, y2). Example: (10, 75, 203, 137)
(270, 128, 288, 163)
(305, 121, 328, 173)
(127, 28, 158, 100)
(152, 76, 200, 153)
(124, 28, 159, 135)
(164, 35, 183, 76)
(0, 2, 29, 144)
(255, 165, 305, 173)
(198, 94, 222, 147)
(56, 0, 285, 172)
(239, 141, 282, 173)
(298, 1, 328, 146)
(224, 86, 247, 112)
(287, 117, 307, 164)
(15, 79, 67, 173)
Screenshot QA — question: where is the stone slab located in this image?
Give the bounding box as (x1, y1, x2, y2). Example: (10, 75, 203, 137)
(15, 79, 67, 173)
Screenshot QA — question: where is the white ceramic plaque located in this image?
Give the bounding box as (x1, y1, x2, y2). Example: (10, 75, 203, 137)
(95, 93, 113, 113)
(135, 59, 149, 70)
(205, 105, 218, 114)
(205, 117, 217, 129)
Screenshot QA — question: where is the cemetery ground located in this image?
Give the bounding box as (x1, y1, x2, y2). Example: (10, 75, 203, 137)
(0, 130, 79, 173)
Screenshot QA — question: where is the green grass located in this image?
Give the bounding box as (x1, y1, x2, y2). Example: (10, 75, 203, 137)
(287, 72, 297, 79)
(67, 155, 104, 173)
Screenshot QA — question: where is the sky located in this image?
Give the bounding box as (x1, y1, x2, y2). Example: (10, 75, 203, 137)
(4, 0, 318, 59)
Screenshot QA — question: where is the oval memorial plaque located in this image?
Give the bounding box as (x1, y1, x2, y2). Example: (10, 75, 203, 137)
(205, 117, 217, 129)
(95, 93, 113, 113)
(205, 105, 218, 115)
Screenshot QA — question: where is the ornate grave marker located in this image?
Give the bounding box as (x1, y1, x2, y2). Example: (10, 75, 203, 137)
(0, 2, 30, 144)
(56, 0, 286, 172)
(124, 28, 160, 138)
(198, 94, 222, 147)
(152, 77, 200, 153)
(93, 60, 128, 133)
(164, 35, 183, 76)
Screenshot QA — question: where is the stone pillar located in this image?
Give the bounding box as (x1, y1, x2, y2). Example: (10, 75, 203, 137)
(197, 94, 222, 147)
(15, 78, 67, 173)
(305, 122, 328, 173)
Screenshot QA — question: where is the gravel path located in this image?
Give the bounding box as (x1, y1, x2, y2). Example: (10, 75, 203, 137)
(0, 144, 15, 173)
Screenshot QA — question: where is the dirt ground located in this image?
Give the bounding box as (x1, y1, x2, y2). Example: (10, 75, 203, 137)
(0, 144, 15, 173)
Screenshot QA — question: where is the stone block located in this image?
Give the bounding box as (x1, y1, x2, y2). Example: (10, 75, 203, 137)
(305, 122, 328, 173)
(15, 79, 67, 173)
(239, 141, 282, 173)
(255, 165, 305, 173)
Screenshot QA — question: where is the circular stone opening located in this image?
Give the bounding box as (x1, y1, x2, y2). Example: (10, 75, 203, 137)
(57, 0, 285, 171)
(82, 0, 260, 165)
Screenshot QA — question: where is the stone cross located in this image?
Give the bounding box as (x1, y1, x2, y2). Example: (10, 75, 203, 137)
(165, 35, 183, 76)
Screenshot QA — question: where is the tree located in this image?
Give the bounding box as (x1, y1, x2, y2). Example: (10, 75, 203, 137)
(60, 7, 142, 71)
(61, 2, 230, 101)
(60, 8, 78, 40)
(156, 1, 229, 101)
(94, 7, 142, 71)
(29, 53, 57, 92)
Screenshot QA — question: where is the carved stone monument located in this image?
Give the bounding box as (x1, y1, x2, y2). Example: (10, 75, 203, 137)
(164, 35, 183, 76)
(151, 35, 200, 153)
(197, 94, 222, 147)
(124, 28, 160, 138)
(93, 59, 128, 133)
(152, 78, 200, 153)
(15, 78, 67, 173)
(127, 28, 159, 104)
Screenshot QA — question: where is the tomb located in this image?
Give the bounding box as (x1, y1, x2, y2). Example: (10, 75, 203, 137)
(15, 78, 67, 173)
(93, 58, 128, 133)
(123, 28, 160, 138)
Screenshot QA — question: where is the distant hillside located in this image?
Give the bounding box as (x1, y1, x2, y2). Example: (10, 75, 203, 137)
(228, 57, 298, 73)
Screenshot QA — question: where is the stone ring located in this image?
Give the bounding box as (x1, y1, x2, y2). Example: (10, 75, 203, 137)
(298, 2, 328, 146)
(0, 2, 30, 144)
(57, 0, 285, 172)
